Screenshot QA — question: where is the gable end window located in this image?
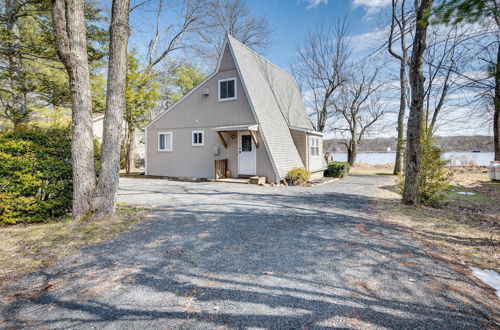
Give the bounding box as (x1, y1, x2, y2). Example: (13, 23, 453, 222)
(192, 130, 204, 146)
(309, 136, 320, 157)
(218, 78, 237, 101)
(158, 132, 172, 151)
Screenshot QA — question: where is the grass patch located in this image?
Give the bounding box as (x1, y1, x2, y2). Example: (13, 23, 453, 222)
(374, 170, 499, 270)
(446, 186, 491, 203)
(349, 163, 394, 176)
(0, 205, 149, 282)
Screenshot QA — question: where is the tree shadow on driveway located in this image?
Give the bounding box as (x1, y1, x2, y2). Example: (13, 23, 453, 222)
(2, 179, 498, 329)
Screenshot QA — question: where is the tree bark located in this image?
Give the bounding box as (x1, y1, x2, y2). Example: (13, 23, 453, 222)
(347, 140, 357, 166)
(403, 0, 433, 205)
(394, 59, 407, 174)
(51, 0, 96, 220)
(388, 0, 409, 175)
(125, 126, 137, 173)
(5, 0, 28, 126)
(91, 0, 130, 219)
(495, 41, 500, 161)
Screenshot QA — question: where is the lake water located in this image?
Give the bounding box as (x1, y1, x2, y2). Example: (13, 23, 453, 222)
(332, 152, 495, 166)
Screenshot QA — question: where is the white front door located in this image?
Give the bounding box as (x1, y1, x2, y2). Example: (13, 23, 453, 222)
(238, 131, 256, 176)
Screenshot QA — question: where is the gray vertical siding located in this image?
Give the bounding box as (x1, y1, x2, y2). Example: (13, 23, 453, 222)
(146, 128, 276, 182)
(145, 46, 276, 181)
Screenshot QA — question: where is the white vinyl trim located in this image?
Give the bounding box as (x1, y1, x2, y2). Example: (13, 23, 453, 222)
(145, 128, 148, 175)
(192, 130, 204, 146)
(289, 126, 324, 136)
(158, 131, 173, 152)
(218, 77, 237, 101)
(212, 124, 258, 132)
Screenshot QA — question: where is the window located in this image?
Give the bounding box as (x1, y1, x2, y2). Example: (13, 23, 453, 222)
(158, 132, 172, 151)
(218, 77, 237, 101)
(192, 130, 204, 146)
(310, 136, 320, 157)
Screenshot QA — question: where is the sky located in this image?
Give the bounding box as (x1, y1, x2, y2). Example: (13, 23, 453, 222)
(125, 0, 492, 138)
(128, 0, 390, 70)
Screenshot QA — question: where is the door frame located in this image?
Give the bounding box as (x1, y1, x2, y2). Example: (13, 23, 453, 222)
(237, 130, 257, 176)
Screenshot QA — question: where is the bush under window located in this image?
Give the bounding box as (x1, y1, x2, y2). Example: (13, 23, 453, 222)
(326, 161, 350, 178)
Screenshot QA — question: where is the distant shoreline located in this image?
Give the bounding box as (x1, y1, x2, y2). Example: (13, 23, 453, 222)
(329, 151, 494, 166)
(328, 150, 493, 154)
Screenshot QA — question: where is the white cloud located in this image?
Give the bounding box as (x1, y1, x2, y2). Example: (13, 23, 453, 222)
(302, 0, 329, 10)
(352, 0, 391, 15)
(350, 26, 389, 54)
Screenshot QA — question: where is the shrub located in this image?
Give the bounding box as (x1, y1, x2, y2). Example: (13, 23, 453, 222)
(398, 134, 451, 207)
(326, 161, 350, 178)
(286, 167, 311, 184)
(0, 125, 101, 225)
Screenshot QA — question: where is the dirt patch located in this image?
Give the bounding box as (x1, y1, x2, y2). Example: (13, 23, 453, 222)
(0, 206, 149, 285)
(373, 169, 499, 271)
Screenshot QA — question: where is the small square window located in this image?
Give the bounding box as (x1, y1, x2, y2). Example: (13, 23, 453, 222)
(192, 130, 204, 146)
(219, 78, 236, 101)
(158, 132, 172, 151)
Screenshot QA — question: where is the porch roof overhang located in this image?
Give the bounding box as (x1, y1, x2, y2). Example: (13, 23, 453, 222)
(212, 124, 258, 132)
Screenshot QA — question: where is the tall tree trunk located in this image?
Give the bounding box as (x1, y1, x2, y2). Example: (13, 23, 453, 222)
(403, 0, 433, 205)
(51, 0, 96, 220)
(394, 59, 407, 174)
(92, 0, 130, 219)
(125, 126, 136, 173)
(5, 0, 28, 126)
(347, 140, 357, 166)
(494, 41, 500, 161)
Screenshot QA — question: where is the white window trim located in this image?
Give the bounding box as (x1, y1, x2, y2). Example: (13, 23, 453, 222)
(192, 130, 204, 147)
(218, 77, 237, 102)
(158, 131, 173, 152)
(309, 136, 320, 157)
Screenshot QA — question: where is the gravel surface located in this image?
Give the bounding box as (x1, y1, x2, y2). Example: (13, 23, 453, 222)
(1, 175, 498, 329)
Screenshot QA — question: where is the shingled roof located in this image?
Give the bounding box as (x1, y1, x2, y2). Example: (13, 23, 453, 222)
(226, 35, 312, 179)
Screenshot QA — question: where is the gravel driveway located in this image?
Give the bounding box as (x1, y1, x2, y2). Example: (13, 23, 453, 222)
(1, 175, 498, 329)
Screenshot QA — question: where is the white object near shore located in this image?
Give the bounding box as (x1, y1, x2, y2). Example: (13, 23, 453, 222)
(457, 191, 476, 196)
(470, 267, 500, 298)
(489, 161, 500, 181)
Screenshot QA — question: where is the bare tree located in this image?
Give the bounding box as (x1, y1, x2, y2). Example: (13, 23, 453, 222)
(199, 0, 271, 59)
(50, 0, 96, 220)
(434, 0, 500, 161)
(146, 0, 208, 68)
(92, 0, 130, 219)
(332, 61, 386, 166)
(388, 0, 412, 174)
(403, 0, 434, 205)
(293, 18, 352, 132)
(423, 25, 471, 135)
